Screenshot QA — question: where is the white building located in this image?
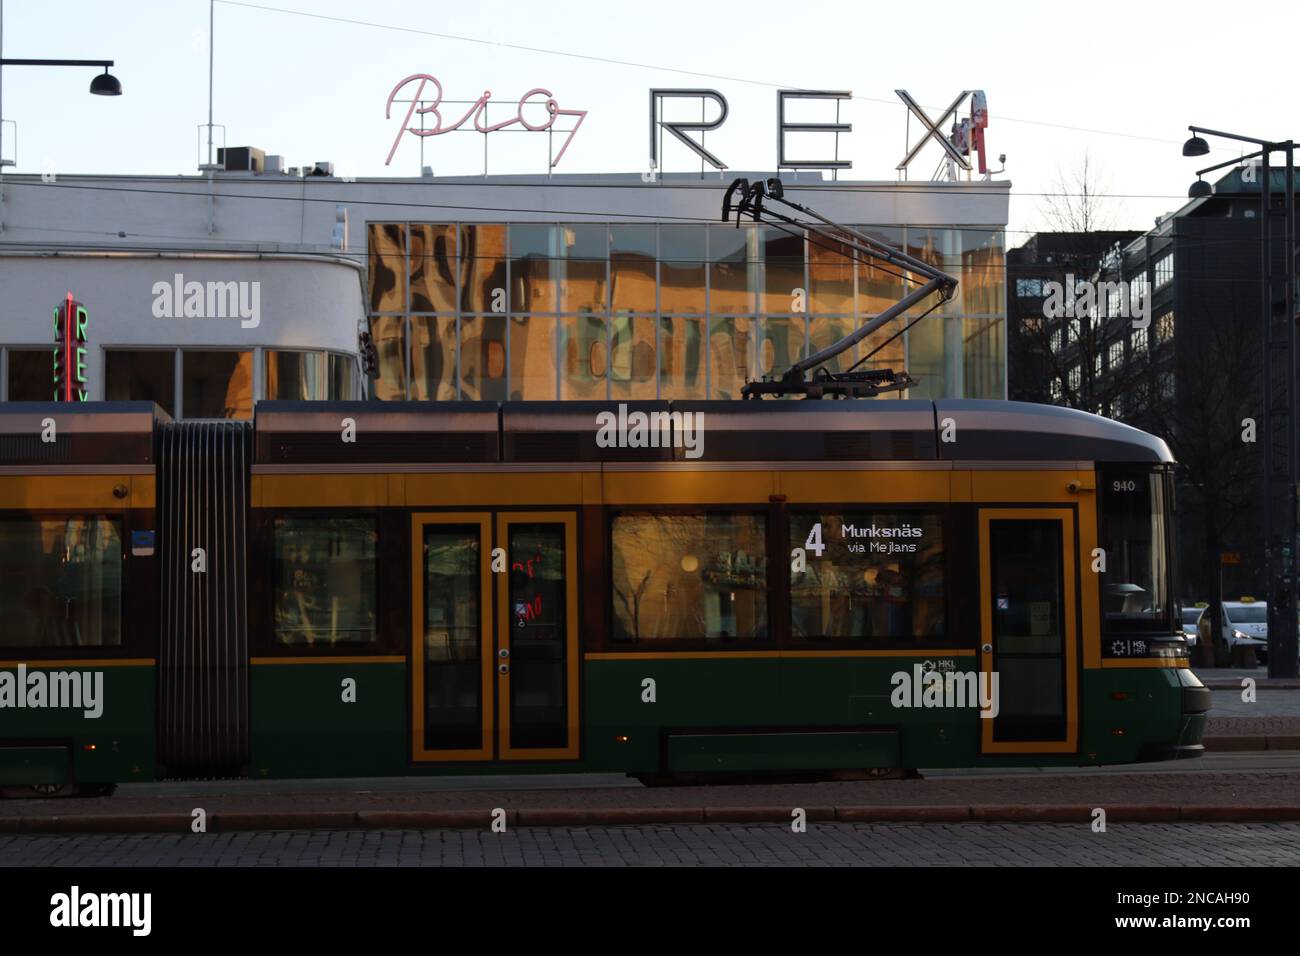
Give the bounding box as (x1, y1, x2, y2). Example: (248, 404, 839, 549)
(0, 162, 1009, 415)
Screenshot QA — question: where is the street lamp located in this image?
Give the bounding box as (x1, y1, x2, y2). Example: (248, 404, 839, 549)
(0, 0, 122, 168)
(1184, 125, 1299, 679)
(1, 59, 123, 96)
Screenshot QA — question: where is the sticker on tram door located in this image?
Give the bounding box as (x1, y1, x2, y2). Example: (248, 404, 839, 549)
(131, 531, 156, 557)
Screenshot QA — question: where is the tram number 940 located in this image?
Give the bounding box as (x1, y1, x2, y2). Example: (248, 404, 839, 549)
(1110, 479, 1138, 493)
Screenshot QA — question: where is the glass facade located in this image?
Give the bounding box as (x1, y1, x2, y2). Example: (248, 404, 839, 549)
(367, 222, 1006, 401)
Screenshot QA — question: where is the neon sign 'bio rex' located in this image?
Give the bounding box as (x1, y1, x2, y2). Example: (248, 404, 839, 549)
(385, 74, 588, 168)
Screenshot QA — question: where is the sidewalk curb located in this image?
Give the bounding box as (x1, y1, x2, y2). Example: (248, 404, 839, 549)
(4, 804, 1300, 833)
(1203, 735, 1300, 751)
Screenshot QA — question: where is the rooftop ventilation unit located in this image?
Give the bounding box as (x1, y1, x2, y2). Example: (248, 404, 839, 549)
(217, 146, 265, 172)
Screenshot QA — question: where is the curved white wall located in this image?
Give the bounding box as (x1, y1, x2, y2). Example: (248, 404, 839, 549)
(0, 253, 364, 401)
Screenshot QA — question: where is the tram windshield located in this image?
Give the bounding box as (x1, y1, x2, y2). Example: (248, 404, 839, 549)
(1099, 469, 1174, 632)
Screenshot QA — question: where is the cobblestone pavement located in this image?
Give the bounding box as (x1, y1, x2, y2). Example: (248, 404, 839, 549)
(2, 822, 1298, 866)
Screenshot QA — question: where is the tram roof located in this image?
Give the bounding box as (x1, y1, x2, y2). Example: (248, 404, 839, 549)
(0, 399, 1172, 467)
(0, 401, 169, 466)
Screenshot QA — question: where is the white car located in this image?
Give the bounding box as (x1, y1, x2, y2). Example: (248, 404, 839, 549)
(1180, 607, 1202, 646)
(1198, 601, 1269, 661)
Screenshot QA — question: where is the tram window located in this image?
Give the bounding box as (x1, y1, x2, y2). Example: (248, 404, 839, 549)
(788, 512, 945, 642)
(1099, 470, 1172, 631)
(610, 512, 768, 643)
(272, 517, 378, 645)
(0, 517, 123, 649)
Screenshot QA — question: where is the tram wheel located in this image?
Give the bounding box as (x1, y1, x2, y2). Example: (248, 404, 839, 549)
(0, 783, 77, 799)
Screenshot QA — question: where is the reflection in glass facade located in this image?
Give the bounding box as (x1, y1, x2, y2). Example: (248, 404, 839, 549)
(368, 222, 1005, 401)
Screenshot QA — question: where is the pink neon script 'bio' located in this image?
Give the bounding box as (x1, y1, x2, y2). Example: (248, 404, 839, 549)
(384, 73, 588, 167)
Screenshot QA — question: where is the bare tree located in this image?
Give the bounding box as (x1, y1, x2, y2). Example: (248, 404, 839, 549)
(1040, 151, 1117, 234)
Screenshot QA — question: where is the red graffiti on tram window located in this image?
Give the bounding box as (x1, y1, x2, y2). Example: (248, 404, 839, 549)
(514, 594, 544, 624)
(512, 552, 544, 578)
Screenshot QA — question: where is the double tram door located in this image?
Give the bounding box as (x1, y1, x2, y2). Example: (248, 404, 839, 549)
(410, 512, 580, 762)
(977, 508, 1079, 755)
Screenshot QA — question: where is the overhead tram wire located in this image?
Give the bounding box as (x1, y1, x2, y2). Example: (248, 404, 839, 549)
(211, 0, 1241, 153)
(0, 175, 1208, 203)
(0, 177, 1223, 251)
(0, 227, 1284, 283)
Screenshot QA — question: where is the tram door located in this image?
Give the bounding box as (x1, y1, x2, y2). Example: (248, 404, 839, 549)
(977, 509, 1078, 754)
(410, 512, 579, 762)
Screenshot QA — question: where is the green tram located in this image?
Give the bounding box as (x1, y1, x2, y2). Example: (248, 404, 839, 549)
(0, 399, 1207, 794)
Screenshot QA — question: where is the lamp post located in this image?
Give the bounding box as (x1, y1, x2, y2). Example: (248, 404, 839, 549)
(1184, 126, 1299, 679)
(0, 0, 123, 170)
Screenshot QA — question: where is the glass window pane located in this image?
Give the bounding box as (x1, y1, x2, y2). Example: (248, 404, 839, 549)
(906, 311, 946, 399)
(659, 315, 705, 400)
(708, 315, 752, 399)
(367, 223, 407, 312)
(808, 236, 854, 314)
(989, 519, 1065, 741)
(855, 226, 906, 315)
(558, 224, 607, 313)
(509, 315, 556, 400)
(329, 353, 357, 401)
(858, 315, 906, 373)
(962, 228, 1005, 314)
(904, 228, 960, 317)
(559, 314, 608, 400)
(265, 350, 323, 401)
(807, 316, 856, 376)
(411, 316, 457, 401)
(509, 223, 558, 313)
(6, 349, 55, 402)
(757, 316, 804, 381)
(410, 223, 459, 313)
(963, 316, 1004, 400)
(789, 512, 945, 642)
(0, 517, 122, 649)
(610, 513, 768, 643)
(759, 226, 804, 314)
(273, 517, 378, 645)
(610, 315, 657, 401)
(423, 525, 483, 750)
(507, 523, 569, 749)
(459, 315, 508, 401)
(369, 315, 407, 401)
(709, 224, 756, 314)
(610, 225, 657, 313)
(659, 226, 706, 314)
(105, 350, 176, 415)
(1100, 471, 1170, 631)
(182, 350, 252, 419)
(460, 224, 507, 312)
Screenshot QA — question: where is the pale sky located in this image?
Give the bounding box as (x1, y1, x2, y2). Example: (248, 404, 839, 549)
(0, 0, 1290, 242)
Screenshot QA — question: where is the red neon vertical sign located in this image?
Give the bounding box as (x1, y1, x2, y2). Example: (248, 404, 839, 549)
(52, 292, 88, 402)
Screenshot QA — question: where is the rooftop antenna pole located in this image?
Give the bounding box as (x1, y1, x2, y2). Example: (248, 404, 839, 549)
(207, 0, 214, 170)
